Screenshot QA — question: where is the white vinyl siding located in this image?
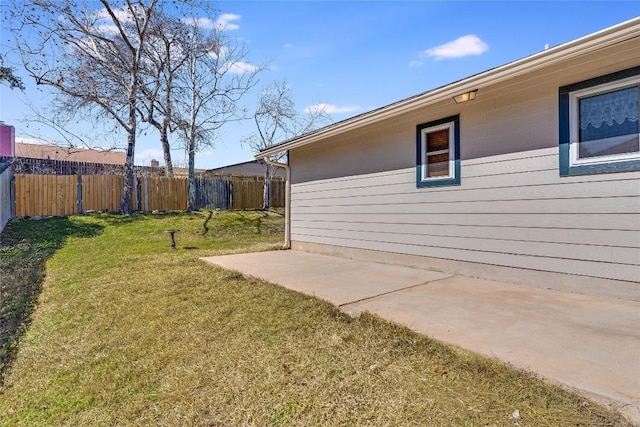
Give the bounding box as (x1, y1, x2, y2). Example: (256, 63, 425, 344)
(290, 148, 640, 283)
(287, 37, 640, 288)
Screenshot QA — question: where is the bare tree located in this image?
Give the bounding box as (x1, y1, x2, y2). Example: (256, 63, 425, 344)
(243, 80, 330, 208)
(0, 54, 24, 90)
(174, 18, 261, 211)
(10, 0, 159, 213)
(137, 12, 192, 177)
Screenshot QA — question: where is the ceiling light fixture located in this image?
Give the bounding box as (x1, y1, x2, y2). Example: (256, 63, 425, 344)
(453, 89, 478, 104)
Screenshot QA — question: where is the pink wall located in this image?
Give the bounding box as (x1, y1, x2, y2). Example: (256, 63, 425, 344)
(0, 124, 15, 157)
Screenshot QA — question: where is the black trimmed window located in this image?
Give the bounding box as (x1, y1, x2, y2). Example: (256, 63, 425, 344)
(559, 67, 640, 176)
(416, 115, 460, 187)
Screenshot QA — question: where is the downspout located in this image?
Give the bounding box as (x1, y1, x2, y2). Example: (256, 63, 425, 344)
(261, 158, 291, 249)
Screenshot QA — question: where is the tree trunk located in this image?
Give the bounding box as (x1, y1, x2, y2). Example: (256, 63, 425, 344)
(188, 141, 196, 211)
(120, 136, 135, 214)
(187, 52, 197, 212)
(262, 165, 270, 210)
(120, 67, 138, 214)
(160, 126, 174, 177)
(161, 74, 174, 177)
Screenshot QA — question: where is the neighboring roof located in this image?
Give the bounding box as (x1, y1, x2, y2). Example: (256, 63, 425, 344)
(256, 17, 640, 159)
(206, 159, 262, 172)
(172, 167, 207, 176)
(205, 159, 286, 177)
(15, 142, 126, 164)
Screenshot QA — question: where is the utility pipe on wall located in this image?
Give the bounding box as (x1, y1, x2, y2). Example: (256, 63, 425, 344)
(261, 158, 290, 249)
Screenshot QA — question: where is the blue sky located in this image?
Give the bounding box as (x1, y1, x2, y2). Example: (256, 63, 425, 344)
(1, 1, 638, 169)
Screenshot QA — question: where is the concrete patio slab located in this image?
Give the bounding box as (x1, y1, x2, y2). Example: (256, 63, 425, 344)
(203, 250, 451, 306)
(344, 276, 640, 420)
(201, 250, 640, 424)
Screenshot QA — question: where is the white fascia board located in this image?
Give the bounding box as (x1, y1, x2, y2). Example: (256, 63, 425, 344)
(256, 17, 640, 159)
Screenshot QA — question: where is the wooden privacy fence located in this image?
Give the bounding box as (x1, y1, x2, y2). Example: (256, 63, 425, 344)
(81, 175, 126, 213)
(195, 177, 232, 210)
(136, 176, 189, 212)
(231, 176, 285, 210)
(14, 174, 285, 217)
(15, 174, 78, 217)
(15, 174, 188, 217)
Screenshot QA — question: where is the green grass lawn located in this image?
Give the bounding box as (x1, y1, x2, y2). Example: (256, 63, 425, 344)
(0, 211, 631, 426)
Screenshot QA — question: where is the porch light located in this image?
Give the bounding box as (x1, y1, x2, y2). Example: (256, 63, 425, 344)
(453, 89, 478, 104)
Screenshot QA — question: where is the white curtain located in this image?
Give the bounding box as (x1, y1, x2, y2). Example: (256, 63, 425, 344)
(580, 86, 638, 130)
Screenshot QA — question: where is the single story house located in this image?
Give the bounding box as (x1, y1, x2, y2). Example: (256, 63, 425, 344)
(14, 140, 126, 165)
(256, 19, 640, 301)
(205, 159, 286, 178)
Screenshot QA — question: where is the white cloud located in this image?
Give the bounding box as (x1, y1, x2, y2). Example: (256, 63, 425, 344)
(283, 43, 293, 48)
(215, 13, 241, 31)
(304, 103, 361, 115)
(136, 149, 163, 161)
(226, 61, 259, 74)
(182, 17, 217, 29)
(422, 34, 488, 60)
(92, 6, 141, 35)
(409, 60, 423, 67)
(97, 24, 119, 35)
(208, 45, 228, 60)
(93, 6, 139, 23)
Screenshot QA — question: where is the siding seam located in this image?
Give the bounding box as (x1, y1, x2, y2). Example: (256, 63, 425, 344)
(294, 226, 640, 249)
(291, 234, 639, 270)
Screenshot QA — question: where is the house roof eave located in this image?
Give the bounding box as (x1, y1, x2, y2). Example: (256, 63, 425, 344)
(255, 17, 640, 160)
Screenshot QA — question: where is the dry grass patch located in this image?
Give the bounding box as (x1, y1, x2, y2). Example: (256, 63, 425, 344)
(0, 211, 631, 426)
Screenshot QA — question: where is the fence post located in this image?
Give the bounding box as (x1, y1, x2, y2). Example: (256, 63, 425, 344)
(135, 176, 142, 212)
(10, 167, 15, 218)
(77, 173, 83, 214)
(144, 176, 149, 212)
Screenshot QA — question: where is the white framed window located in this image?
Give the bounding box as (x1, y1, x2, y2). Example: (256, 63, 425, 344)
(416, 115, 460, 187)
(421, 122, 454, 179)
(560, 67, 640, 176)
(567, 75, 640, 168)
